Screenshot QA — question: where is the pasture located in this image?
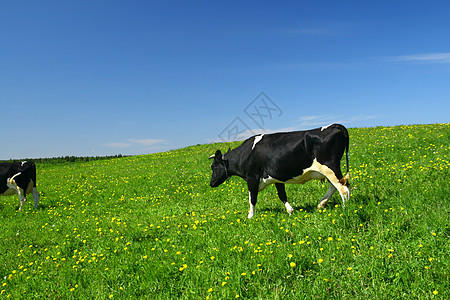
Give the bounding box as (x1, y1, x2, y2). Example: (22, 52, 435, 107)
(1, 124, 449, 299)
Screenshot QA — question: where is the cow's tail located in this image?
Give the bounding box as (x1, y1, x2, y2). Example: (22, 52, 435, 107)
(334, 124, 350, 186)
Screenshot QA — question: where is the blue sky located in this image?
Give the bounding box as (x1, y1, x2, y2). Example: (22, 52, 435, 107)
(1, 1, 449, 159)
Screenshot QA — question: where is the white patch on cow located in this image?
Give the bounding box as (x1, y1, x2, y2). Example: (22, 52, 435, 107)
(285, 202, 294, 215)
(248, 192, 255, 219)
(285, 168, 326, 184)
(258, 158, 350, 207)
(21, 161, 27, 166)
(252, 134, 264, 150)
(8, 172, 21, 184)
(321, 124, 333, 131)
(258, 175, 278, 191)
(6, 173, 21, 190)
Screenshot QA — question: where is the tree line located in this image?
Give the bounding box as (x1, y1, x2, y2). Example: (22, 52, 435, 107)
(0, 154, 125, 165)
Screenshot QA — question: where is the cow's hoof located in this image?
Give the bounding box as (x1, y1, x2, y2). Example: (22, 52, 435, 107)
(318, 199, 328, 209)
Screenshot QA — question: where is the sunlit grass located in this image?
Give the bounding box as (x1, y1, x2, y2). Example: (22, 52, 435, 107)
(0, 123, 448, 299)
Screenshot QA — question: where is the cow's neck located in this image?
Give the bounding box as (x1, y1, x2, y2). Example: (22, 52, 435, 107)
(223, 149, 245, 179)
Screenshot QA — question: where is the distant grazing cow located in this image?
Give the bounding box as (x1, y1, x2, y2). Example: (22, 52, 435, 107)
(209, 124, 350, 218)
(0, 161, 40, 210)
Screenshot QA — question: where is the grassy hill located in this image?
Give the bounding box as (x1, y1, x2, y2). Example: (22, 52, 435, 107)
(1, 124, 449, 299)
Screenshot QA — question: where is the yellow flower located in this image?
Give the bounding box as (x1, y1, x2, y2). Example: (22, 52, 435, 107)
(347, 267, 352, 271)
(290, 262, 296, 268)
(328, 237, 333, 242)
(318, 259, 324, 263)
(433, 290, 438, 295)
(222, 282, 227, 286)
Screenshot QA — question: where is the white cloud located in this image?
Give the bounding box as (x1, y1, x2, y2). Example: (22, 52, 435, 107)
(128, 139, 166, 146)
(104, 139, 165, 149)
(391, 52, 450, 63)
(295, 114, 380, 130)
(103, 142, 132, 148)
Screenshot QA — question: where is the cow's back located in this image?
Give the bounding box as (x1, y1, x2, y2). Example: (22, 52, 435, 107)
(242, 126, 348, 181)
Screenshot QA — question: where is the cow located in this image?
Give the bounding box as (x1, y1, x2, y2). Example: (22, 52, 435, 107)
(0, 161, 40, 210)
(209, 124, 350, 218)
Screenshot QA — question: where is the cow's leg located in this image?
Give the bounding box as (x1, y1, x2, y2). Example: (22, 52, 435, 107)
(247, 180, 259, 219)
(32, 187, 40, 208)
(275, 183, 294, 215)
(311, 161, 350, 208)
(17, 188, 27, 210)
(317, 183, 336, 209)
(327, 179, 349, 208)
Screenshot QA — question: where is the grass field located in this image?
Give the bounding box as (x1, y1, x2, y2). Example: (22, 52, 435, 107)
(1, 123, 449, 299)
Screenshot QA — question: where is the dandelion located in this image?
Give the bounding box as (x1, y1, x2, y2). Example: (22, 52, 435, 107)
(347, 267, 352, 271)
(433, 290, 438, 295)
(328, 237, 333, 242)
(318, 259, 324, 263)
(290, 262, 296, 268)
(222, 282, 227, 286)
(241, 272, 247, 276)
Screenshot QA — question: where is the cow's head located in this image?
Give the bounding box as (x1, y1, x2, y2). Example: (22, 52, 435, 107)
(209, 150, 229, 187)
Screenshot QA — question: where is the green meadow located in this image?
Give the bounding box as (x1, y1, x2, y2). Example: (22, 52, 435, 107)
(1, 123, 449, 299)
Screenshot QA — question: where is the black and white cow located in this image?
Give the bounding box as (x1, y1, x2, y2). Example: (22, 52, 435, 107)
(0, 161, 40, 210)
(209, 124, 350, 218)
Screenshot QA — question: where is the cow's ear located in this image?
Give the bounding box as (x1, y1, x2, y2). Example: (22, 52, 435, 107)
(209, 149, 223, 159)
